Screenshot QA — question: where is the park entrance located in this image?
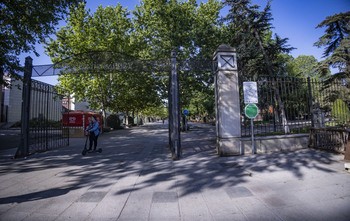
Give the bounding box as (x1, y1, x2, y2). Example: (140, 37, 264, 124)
(15, 50, 213, 160)
(15, 44, 345, 159)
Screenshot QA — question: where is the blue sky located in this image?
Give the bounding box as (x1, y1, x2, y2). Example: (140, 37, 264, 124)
(26, 0, 349, 83)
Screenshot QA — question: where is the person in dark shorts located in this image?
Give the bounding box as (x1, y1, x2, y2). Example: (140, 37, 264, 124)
(86, 115, 100, 152)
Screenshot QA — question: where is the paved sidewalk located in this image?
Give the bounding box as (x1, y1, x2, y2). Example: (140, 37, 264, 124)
(0, 122, 349, 221)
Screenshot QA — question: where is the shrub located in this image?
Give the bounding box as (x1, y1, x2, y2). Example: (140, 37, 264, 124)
(106, 114, 122, 129)
(332, 99, 350, 125)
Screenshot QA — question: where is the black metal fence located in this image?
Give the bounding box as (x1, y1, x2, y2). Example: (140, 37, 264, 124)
(27, 79, 69, 154)
(15, 57, 70, 158)
(309, 127, 349, 152)
(240, 76, 350, 137)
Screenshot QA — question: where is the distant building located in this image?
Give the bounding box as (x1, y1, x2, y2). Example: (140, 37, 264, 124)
(0, 75, 11, 123)
(63, 96, 92, 112)
(1, 74, 21, 123)
(1, 74, 92, 125)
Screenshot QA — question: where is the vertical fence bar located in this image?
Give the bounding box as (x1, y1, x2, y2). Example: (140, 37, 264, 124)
(38, 83, 40, 152)
(300, 78, 304, 129)
(261, 80, 266, 134)
(32, 82, 36, 152)
(304, 78, 310, 127)
(316, 78, 321, 127)
(45, 85, 49, 150)
(284, 78, 289, 128)
(292, 78, 296, 126)
(332, 79, 338, 126)
(289, 78, 294, 129)
(307, 77, 314, 128)
(67, 93, 70, 146)
(300, 78, 304, 130)
(270, 77, 276, 132)
(32, 82, 36, 153)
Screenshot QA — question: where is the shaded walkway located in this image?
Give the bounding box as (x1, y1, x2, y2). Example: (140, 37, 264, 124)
(0, 122, 349, 221)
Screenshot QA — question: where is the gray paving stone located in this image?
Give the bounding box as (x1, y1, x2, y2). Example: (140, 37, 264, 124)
(244, 210, 282, 221)
(225, 186, 254, 199)
(149, 200, 180, 221)
(116, 190, 153, 221)
(33, 187, 89, 216)
(77, 191, 108, 202)
(0, 211, 29, 221)
(272, 204, 349, 221)
(56, 202, 96, 220)
(231, 197, 269, 214)
(22, 213, 57, 221)
(152, 191, 178, 203)
(178, 193, 213, 221)
(202, 189, 242, 220)
(181, 215, 214, 221)
(311, 197, 350, 219)
(0, 198, 49, 219)
(213, 214, 248, 221)
(0, 203, 13, 215)
(86, 192, 128, 221)
(1, 122, 350, 221)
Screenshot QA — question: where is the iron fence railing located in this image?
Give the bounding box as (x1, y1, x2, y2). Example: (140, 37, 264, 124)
(14, 57, 70, 158)
(28, 79, 70, 154)
(240, 76, 350, 137)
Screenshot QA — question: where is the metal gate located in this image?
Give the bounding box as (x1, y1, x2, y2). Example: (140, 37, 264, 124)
(15, 51, 213, 159)
(15, 57, 69, 158)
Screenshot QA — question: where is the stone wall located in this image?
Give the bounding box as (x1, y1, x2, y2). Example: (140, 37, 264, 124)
(241, 134, 309, 154)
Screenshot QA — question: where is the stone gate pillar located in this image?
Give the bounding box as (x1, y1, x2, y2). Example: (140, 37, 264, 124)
(214, 44, 241, 156)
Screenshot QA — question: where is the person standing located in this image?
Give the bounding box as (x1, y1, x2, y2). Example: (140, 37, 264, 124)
(86, 115, 100, 152)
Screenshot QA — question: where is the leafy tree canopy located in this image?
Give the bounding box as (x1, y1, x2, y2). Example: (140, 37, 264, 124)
(0, 0, 81, 86)
(45, 2, 162, 124)
(223, 0, 294, 78)
(314, 11, 350, 80)
(285, 55, 330, 79)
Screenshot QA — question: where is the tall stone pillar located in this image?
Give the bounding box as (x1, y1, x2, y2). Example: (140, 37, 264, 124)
(214, 44, 241, 156)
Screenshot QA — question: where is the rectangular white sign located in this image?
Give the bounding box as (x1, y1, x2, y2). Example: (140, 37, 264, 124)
(243, 82, 258, 104)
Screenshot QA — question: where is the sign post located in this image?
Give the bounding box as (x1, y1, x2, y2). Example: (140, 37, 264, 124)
(243, 81, 259, 154)
(243, 82, 258, 104)
(245, 104, 258, 154)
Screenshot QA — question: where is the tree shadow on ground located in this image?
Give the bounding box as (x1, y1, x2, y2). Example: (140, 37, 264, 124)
(0, 187, 75, 204)
(172, 123, 342, 196)
(0, 122, 344, 205)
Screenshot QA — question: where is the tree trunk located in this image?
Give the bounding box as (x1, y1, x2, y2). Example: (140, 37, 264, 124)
(132, 109, 135, 126)
(125, 110, 129, 127)
(254, 29, 290, 134)
(98, 85, 107, 129)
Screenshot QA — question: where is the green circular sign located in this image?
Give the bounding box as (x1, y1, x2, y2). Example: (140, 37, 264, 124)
(245, 104, 258, 119)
